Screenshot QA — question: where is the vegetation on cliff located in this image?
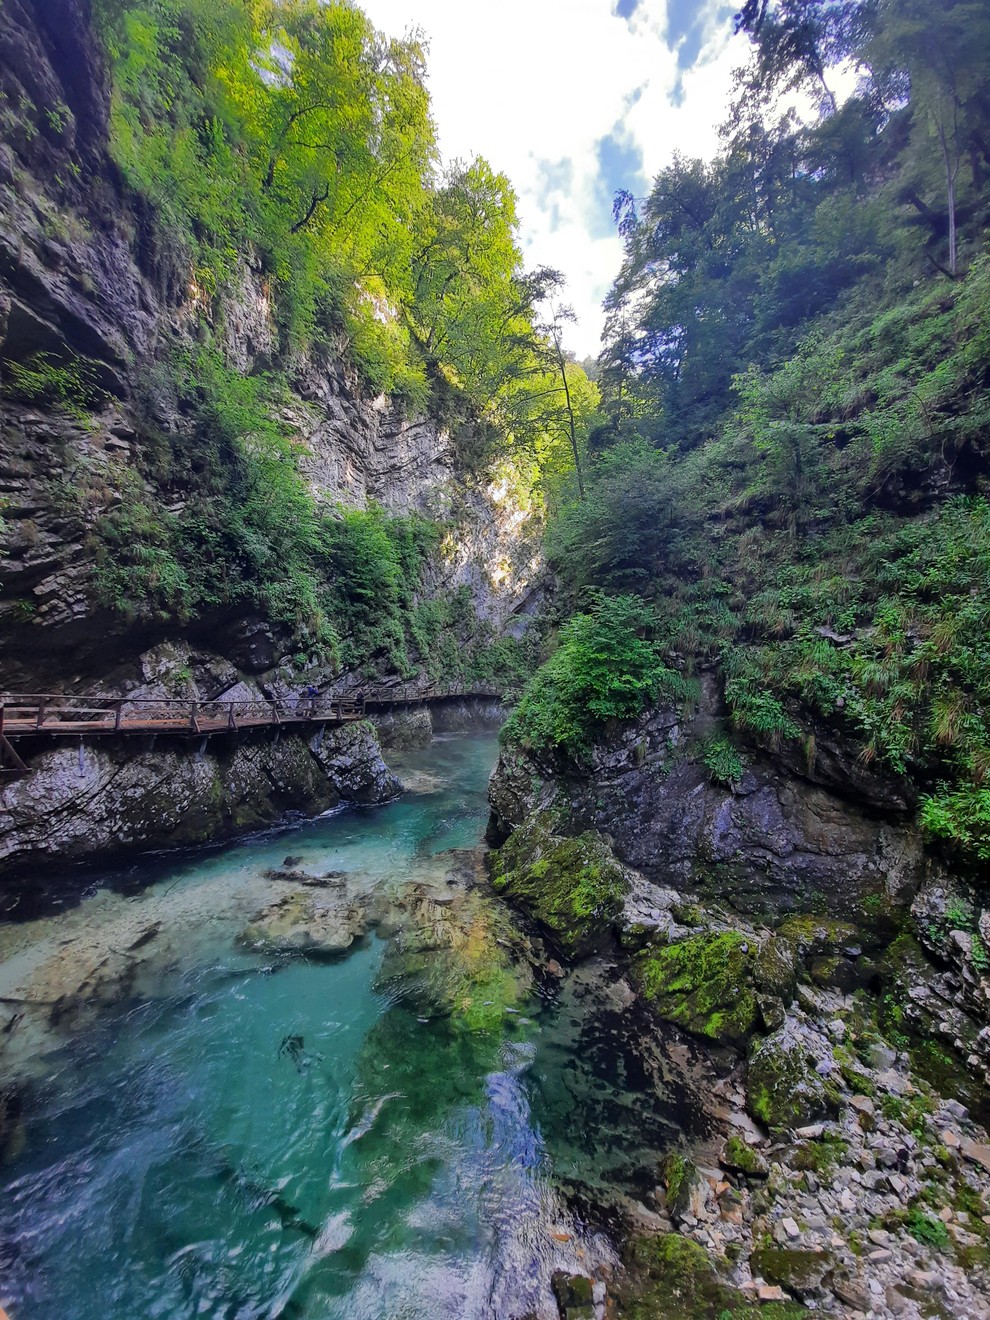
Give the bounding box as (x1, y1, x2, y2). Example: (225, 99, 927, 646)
(2, 0, 601, 684)
(509, 0, 990, 864)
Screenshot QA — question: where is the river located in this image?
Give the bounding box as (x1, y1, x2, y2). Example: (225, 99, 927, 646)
(0, 731, 699, 1320)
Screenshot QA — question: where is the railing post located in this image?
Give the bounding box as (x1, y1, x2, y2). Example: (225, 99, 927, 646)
(36, 698, 46, 729)
(189, 701, 200, 734)
(228, 703, 236, 731)
(114, 700, 123, 732)
(272, 700, 281, 726)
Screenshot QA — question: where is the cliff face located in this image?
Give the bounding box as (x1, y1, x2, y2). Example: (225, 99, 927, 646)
(0, 0, 538, 681)
(0, 0, 540, 868)
(489, 681, 990, 1094)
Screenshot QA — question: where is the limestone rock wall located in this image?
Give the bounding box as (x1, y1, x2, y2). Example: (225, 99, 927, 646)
(488, 681, 926, 922)
(0, 0, 540, 688)
(0, 720, 399, 872)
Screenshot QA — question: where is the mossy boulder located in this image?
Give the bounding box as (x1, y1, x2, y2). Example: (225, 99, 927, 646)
(633, 931, 757, 1043)
(551, 1271, 595, 1319)
(617, 1233, 805, 1320)
(662, 1152, 703, 1220)
(754, 935, 798, 1002)
(789, 1135, 849, 1176)
(776, 915, 859, 957)
(747, 1021, 840, 1130)
(721, 1133, 768, 1177)
(750, 1247, 832, 1296)
(490, 819, 630, 959)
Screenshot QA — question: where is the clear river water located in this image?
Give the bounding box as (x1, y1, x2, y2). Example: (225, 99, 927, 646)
(0, 731, 698, 1320)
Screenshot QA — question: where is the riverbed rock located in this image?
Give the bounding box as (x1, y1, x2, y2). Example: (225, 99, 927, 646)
(238, 891, 368, 958)
(551, 1271, 595, 1319)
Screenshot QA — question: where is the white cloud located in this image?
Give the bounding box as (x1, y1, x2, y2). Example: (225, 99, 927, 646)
(359, 0, 747, 357)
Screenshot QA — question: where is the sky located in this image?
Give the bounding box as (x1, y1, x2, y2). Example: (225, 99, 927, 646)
(359, 0, 748, 358)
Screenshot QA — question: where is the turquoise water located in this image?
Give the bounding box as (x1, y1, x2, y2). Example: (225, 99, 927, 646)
(0, 732, 690, 1319)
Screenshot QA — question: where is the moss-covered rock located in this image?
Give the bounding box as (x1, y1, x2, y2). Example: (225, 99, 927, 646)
(633, 931, 757, 1043)
(754, 935, 798, 1002)
(551, 1271, 596, 1319)
(490, 818, 630, 959)
(776, 915, 859, 956)
(616, 1233, 805, 1320)
(662, 1152, 701, 1220)
(747, 1021, 840, 1130)
(790, 1135, 849, 1176)
(750, 1247, 832, 1296)
(721, 1133, 769, 1177)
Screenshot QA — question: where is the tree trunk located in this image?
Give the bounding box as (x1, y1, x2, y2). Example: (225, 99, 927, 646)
(557, 343, 585, 500)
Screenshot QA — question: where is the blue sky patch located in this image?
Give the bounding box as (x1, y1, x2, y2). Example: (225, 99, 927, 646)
(588, 124, 647, 238)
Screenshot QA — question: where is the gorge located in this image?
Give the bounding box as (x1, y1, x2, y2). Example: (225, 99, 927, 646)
(2, 0, 990, 1317)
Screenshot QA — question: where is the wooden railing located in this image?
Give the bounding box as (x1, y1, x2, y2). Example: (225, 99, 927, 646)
(0, 706, 27, 779)
(0, 683, 502, 745)
(0, 693, 366, 738)
(361, 681, 502, 706)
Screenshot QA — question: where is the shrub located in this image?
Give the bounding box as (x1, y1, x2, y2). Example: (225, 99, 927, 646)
(504, 592, 696, 759)
(701, 735, 745, 787)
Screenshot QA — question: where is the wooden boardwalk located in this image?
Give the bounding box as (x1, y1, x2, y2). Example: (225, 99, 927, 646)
(0, 684, 501, 780)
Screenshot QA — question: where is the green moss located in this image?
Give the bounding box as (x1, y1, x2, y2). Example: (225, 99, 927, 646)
(776, 915, 859, 955)
(491, 820, 630, 959)
(753, 936, 797, 1001)
(790, 1136, 849, 1177)
(749, 1247, 831, 1292)
(722, 1134, 768, 1177)
(663, 1152, 697, 1218)
(908, 1209, 950, 1249)
(377, 891, 530, 1034)
(634, 932, 757, 1043)
(879, 1091, 937, 1138)
(618, 1234, 805, 1320)
(748, 1027, 839, 1130)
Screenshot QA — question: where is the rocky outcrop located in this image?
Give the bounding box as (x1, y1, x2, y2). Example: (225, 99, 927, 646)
(488, 685, 990, 1316)
(0, 0, 538, 866)
(488, 688, 926, 923)
(0, 719, 399, 872)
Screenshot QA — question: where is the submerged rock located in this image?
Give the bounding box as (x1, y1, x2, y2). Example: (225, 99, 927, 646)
(238, 891, 367, 958)
(551, 1271, 596, 1319)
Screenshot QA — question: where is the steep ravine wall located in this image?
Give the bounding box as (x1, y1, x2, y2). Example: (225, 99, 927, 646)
(0, 0, 540, 869)
(487, 683, 990, 1314)
(489, 679, 990, 1098)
